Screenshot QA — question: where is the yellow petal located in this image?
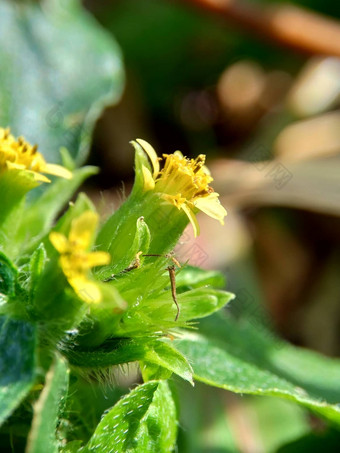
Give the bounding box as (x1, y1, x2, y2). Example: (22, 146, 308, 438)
(194, 194, 227, 225)
(142, 165, 155, 191)
(69, 211, 98, 250)
(30, 171, 51, 183)
(6, 161, 51, 183)
(49, 232, 69, 254)
(59, 255, 75, 279)
(6, 161, 26, 171)
(85, 251, 111, 267)
(70, 277, 102, 304)
(136, 138, 160, 177)
(44, 163, 73, 179)
(181, 203, 200, 237)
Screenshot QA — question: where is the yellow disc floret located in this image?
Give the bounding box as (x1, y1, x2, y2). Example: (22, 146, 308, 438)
(135, 139, 227, 236)
(0, 127, 72, 182)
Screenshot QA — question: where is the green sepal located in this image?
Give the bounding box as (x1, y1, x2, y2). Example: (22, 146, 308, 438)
(0, 170, 37, 256)
(96, 216, 151, 280)
(175, 288, 234, 321)
(176, 265, 226, 290)
(60, 147, 76, 172)
(0, 169, 37, 222)
(130, 139, 154, 197)
(141, 340, 193, 384)
(60, 336, 193, 386)
(101, 261, 233, 337)
(128, 287, 234, 330)
(140, 361, 173, 381)
(73, 284, 127, 348)
(59, 337, 153, 368)
(29, 244, 47, 301)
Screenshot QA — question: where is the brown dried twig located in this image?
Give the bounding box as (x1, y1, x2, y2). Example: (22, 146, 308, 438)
(180, 0, 340, 57)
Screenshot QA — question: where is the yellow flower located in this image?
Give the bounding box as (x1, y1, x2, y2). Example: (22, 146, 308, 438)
(0, 127, 72, 183)
(49, 211, 110, 304)
(135, 139, 227, 236)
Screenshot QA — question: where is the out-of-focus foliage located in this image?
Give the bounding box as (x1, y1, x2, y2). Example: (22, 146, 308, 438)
(0, 0, 124, 165)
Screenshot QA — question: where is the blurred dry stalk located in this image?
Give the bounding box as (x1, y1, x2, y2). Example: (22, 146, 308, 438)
(181, 0, 340, 56)
(288, 57, 340, 116)
(211, 156, 340, 217)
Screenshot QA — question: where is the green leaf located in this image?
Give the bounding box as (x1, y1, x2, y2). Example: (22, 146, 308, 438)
(174, 312, 340, 425)
(141, 341, 193, 384)
(0, 316, 36, 426)
(27, 356, 69, 453)
(85, 380, 177, 453)
(0, 0, 124, 164)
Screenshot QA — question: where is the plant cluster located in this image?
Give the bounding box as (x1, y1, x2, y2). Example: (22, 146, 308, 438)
(0, 130, 232, 452)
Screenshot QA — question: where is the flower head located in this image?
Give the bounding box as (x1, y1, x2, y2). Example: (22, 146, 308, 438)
(0, 127, 72, 183)
(49, 211, 110, 303)
(136, 139, 227, 236)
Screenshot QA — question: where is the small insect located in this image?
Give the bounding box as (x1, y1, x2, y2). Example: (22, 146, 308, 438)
(103, 252, 181, 321)
(167, 264, 180, 321)
(142, 254, 181, 321)
(102, 252, 143, 282)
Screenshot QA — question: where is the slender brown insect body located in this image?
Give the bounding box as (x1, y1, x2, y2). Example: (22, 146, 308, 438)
(103, 252, 181, 321)
(143, 253, 181, 321)
(167, 265, 180, 321)
(103, 252, 143, 282)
